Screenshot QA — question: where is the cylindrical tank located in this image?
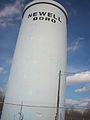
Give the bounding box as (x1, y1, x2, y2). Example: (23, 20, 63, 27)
(1, 0, 67, 120)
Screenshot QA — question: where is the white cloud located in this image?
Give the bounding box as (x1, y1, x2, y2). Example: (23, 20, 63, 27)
(0, 66, 8, 75)
(0, 0, 24, 27)
(0, 57, 12, 65)
(66, 71, 90, 84)
(0, 66, 4, 74)
(68, 41, 79, 52)
(65, 98, 90, 108)
(5, 58, 12, 65)
(75, 86, 90, 93)
(68, 37, 84, 52)
(65, 99, 79, 106)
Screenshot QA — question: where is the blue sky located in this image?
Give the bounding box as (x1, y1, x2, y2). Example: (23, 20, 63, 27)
(0, 0, 90, 107)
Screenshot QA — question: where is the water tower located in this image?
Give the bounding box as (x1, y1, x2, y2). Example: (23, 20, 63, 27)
(1, 0, 67, 120)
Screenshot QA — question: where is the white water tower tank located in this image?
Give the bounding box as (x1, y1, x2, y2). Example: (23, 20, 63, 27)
(1, 0, 67, 120)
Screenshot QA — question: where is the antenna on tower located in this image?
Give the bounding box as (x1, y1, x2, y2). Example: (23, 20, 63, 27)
(18, 101, 24, 120)
(55, 71, 61, 120)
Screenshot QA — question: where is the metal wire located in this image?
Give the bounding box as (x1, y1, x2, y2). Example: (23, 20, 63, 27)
(0, 102, 89, 110)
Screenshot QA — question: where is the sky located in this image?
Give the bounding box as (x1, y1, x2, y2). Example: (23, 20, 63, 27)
(0, 0, 90, 109)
